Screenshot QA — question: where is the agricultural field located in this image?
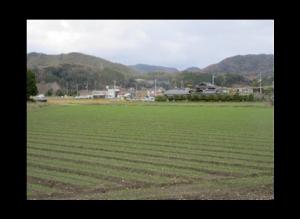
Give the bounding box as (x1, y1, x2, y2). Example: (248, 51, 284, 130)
(27, 101, 274, 199)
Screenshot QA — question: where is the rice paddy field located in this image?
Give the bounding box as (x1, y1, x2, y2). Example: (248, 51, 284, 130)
(27, 101, 274, 200)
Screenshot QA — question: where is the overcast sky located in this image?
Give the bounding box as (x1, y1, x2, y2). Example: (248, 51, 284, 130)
(27, 20, 274, 70)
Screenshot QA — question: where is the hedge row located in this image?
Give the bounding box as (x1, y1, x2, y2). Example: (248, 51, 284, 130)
(155, 94, 255, 102)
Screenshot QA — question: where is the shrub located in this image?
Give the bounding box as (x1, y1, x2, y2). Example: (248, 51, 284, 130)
(162, 92, 256, 102)
(168, 96, 174, 102)
(45, 88, 53, 96)
(55, 89, 64, 96)
(191, 94, 199, 101)
(210, 94, 218, 102)
(248, 94, 254, 101)
(218, 94, 226, 102)
(232, 93, 241, 102)
(155, 95, 167, 102)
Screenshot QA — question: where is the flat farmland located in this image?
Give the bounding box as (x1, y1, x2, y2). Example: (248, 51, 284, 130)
(27, 102, 274, 199)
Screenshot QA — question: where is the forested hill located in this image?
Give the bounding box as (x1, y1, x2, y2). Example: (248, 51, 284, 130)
(27, 52, 274, 93)
(128, 64, 179, 73)
(27, 52, 139, 91)
(201, 54, 274, 75)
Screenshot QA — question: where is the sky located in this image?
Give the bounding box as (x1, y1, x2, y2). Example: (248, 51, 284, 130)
(27, 20, 274, 70)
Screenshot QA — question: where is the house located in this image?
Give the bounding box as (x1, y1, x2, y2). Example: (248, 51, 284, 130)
(164, 88, 191, 97)
(195, 82, 217, 94)
(75, 95, 92, 99)
(216, 87, 229, 94)
(92, 90, 107, 99)
(79, 90, 91, 96)
(143, 96, 155, 101)
(236, 87, 253, 95)
(117, 92, 132, 100)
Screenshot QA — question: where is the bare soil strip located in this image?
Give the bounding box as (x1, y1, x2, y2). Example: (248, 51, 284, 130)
(28, 162, 155, 188)
(27, 176, 86, 199)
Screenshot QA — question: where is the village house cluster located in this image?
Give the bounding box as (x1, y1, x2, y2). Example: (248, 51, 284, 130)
(32, 81, 256, 102)
(73, 81, 254, 101)
(163, 82, 253, 98)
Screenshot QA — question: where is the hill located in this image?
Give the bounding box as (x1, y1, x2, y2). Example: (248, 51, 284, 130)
(27, 52, 139, 93)
(182, 67, 201, 73)
(27, 52, 274, 93)
(201, 54, 274, 75)
(128, 64, 179, 73)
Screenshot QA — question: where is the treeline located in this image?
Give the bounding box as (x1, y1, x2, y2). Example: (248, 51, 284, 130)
(155, 93, 255, 102)
(30, 63, 274, 91)
(30, 63, 137, 91)
(177, 72, 273, 88)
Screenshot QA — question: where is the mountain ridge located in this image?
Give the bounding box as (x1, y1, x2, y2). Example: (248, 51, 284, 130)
(27, 52, 274, 93)
(128, 64, 179, 73)
(201, 54, 274, 75)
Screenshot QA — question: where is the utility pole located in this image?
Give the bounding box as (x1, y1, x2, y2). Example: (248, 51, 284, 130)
(154, 78, 157, 97)
(66, 82, 69, 96)
(212, 74, 215, 85)
(259, 72, 262, 94)
(135, 83, 138, 99)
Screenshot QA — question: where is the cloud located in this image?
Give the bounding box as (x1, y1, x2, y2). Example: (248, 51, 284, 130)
(27, 20, 274, 70)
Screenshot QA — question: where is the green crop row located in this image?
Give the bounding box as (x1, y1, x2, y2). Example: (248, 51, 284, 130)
(28, 142, 269, 176)
(27, 135, 273, 170)
(28, 131, 273, 163)
(28, 120, 273, 142)
(28, 154, 174, 185)
(27, 128, 274, 153)
(27, 149, 225, 181)
(27, 131, 273, 158)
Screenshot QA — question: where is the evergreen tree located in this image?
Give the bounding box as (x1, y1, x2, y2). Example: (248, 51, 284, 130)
(27, 70, 38, 100)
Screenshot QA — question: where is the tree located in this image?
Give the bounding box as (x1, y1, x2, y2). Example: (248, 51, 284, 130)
(46, 88, 53, 96)
(27, 70, 38, 100)
(215, 75, 225, 86)
(55, 89, 64, 96)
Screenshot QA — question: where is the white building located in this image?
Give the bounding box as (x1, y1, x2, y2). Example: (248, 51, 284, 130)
(33, 94, 47, 102)
(106, 89, 120, 98)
